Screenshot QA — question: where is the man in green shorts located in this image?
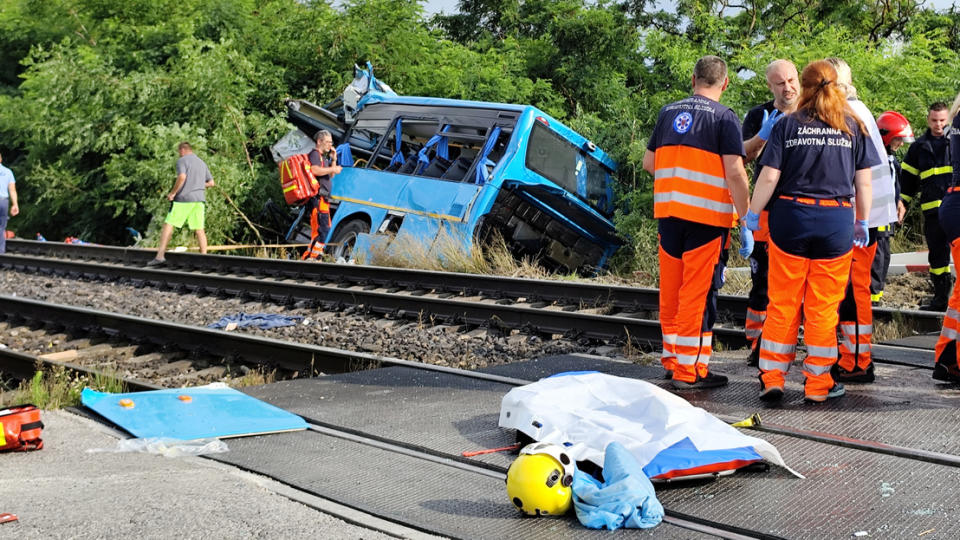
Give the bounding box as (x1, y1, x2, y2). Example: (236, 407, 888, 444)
(148, 142, 215, 265)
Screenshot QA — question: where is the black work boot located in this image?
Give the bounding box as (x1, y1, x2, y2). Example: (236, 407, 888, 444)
(920, 274, 952, 312)
(933, 341, 960, 383)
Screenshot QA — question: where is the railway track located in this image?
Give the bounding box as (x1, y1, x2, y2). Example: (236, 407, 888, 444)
(3, 295, 956, 538)
(0, 240, 945, 351)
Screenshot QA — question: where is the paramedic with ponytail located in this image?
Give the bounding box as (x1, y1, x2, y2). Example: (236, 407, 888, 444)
(932, 91, 960, 383)
(745, 60, 879, 403)
(642, 55, 752, 390)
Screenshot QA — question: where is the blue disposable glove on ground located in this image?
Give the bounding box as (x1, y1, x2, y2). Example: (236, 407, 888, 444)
(739, 227, 754, 258)
(744, 210, 761, 231)
(853, 219, 869, 247)
(757, 109, 782, 141)
(572, 442, 664, 530)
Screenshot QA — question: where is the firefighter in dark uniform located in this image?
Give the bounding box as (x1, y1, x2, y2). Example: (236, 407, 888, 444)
(933, 94, 960, 382)
(745, 60, 880, 403)
(642, 55, 752, 390)
(901, 102, 953, 310)
(303, 130, 341, 260)
(740, 59, 800, 366)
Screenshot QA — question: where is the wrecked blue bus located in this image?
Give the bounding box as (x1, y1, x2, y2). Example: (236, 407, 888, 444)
(275, 67, 622, 273)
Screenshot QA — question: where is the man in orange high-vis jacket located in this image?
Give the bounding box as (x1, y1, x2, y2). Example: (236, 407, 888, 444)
(303, 130, 341, 260)
(740, 59, 799, 365)
(643, 55, 752, 390)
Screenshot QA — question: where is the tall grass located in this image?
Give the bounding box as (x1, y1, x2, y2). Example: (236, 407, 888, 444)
(0, 365, 127, 409)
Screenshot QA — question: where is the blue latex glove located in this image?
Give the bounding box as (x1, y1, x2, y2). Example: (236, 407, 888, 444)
(757, 109, 782, 141)
(853, 219, 869, 247)
(739, 227, 754, 258)
(572, 442, 664, 530)
(744, 210, 761, 231)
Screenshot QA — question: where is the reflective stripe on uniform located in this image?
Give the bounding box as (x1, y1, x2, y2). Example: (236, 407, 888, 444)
(901, 162, 920, 175)
(759, 358, 791, 371)
(841, 323, 872, 335)
(901, 193, 913, 203)
(654, 167, 727, 189)
(919, 166, 953, 180)
(761, 339, 796, 355)
(921, 199, 942, 211)
(841, 337, 872, 353)
(803, 362, 833, 375)
(653, 192, 735, 217)
(931, 266, 951, 275)
(806, 344, 838, 359)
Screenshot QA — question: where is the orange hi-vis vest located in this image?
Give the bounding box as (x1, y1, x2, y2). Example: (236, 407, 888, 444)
(653, 145, 736, 228)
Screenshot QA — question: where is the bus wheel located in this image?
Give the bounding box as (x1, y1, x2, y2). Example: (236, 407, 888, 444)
(331, 219, 370, 260)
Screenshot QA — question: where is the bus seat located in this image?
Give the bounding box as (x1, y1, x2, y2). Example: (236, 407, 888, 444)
(440, 157, 472, 182)
(396, 152, 420, 175)
(421, 156, 452, 178)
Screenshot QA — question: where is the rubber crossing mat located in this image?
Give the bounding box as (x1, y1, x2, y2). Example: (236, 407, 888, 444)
(213, 429, 712, 539)
(223, 353, 960, 538)
(871, 344, 934, 367)
(881, 333, 939, 350)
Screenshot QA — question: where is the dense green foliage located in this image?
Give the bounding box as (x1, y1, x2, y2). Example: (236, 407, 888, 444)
(0, 0, 958, 274)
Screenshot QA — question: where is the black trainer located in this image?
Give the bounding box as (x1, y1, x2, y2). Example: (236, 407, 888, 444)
(805, 383, 845, 403)
(146, 258, 166, 267)
(832, 363, 875, 383)
(672, 371, 728, 390)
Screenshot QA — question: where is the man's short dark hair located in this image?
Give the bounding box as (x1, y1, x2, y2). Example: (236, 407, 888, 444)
(178, 142, 192, 152)
(694, 56, 727, 87)
(314, 130, 332, 143)
(930, 101, 948, 113)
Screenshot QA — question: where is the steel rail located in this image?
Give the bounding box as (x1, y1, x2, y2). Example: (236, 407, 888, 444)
(4, 239, 944, 333)
(1, 253, 748, 347)
(0, 295, 533, 386)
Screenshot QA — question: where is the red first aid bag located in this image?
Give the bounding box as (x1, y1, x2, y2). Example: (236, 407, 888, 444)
(279, 154, 320, 206)
(0, 405, 44, 452)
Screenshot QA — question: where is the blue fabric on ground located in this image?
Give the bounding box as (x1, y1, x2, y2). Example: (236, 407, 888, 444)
(81, 386, 308, 440)
(642, 437, 763, 479)
(572, 441, 664, 530)
(208, 312, 303, 330)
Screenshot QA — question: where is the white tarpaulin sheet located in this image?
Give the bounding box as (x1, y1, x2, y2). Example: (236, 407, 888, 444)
(499, 372, 802, 479)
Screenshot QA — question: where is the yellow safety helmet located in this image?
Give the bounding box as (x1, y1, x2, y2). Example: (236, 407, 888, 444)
(505, 442, 575, 516)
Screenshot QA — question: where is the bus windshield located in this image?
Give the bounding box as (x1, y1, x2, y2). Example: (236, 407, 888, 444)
(525, 122, 612, 212)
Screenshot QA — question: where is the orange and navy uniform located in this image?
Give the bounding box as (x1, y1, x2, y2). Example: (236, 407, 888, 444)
(647, 95, 744, 383)
(757, 111, 880, 400)
(934, 113, 960, 375)
(741, 100, 778, 352)
(303, 149, 333, 260)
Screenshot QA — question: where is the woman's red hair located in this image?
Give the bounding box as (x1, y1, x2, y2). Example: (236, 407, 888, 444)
(796, 60, 865, 136)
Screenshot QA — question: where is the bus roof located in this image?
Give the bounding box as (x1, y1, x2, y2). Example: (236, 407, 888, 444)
(357, 90, 528, 113)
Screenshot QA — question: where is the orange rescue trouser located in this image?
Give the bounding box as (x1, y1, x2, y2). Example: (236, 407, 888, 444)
(759, 240, 852, 399)
(302, 196, 331, 260)
(659, 233, 724, 383)
(837, 241, 877, 372)
(934, 237, 960, 369)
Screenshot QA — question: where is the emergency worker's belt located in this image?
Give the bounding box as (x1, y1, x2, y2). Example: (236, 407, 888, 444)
(778, 195, 852, 208)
